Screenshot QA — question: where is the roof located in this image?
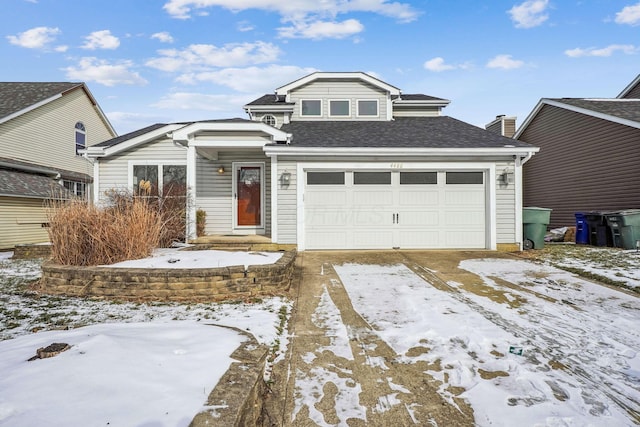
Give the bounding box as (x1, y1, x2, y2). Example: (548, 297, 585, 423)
(0, 157, 91, 182)
(0, 167, 73, 199)
(0, 82, 83, 120)
(93, 123, 169, 148)
(549, 98, 640, 123)
(245, 94, 294, 106)
(280, 117, 534, 149)
(394, 94, 448, 102)
(275, 72, 401, 96)
(617, 74, 640, 99)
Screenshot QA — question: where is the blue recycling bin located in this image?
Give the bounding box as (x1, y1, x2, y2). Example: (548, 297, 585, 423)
(575, 212, 589, 244)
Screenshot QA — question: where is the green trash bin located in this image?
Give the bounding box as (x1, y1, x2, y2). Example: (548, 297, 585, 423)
(608, 210, 640, 249)
(523, 207, 552, 249)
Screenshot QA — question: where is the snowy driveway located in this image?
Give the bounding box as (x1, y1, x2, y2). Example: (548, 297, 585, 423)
(283, 251, 640, 426)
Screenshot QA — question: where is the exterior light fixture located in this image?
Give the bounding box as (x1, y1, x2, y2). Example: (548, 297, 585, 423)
(500, 168, 514, 185)
(217, 166, 225, 174)
(281, 170, 291, 186)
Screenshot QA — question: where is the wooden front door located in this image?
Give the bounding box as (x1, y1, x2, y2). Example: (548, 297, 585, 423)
(234, 163, 263, 229)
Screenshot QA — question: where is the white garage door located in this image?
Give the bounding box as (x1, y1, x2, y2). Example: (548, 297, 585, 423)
(304, 170, 486, 249)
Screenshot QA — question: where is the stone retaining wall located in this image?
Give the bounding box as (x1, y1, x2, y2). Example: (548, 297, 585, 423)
(13, 244, 52, 259)
(40, 250, 296, 302)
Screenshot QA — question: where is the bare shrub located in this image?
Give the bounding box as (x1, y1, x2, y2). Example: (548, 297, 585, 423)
(196, 209, 206, 237)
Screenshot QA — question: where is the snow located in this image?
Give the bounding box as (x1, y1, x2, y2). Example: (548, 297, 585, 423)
(0, 252, 291, 427)
(333, 259, 640, 426)
(103, 248, 283, 269)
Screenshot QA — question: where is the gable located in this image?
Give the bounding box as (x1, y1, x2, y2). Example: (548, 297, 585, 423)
(618, 74, 640, 99)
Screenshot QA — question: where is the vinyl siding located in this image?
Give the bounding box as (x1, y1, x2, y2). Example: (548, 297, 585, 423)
(275, 160, 298, 244)
(0, 87, 114, 176)
(392, 105, 441, 117)
(520, 104, 640, 228)
(495, 160, 517, 243)
(196, 151, 271, 236)
(289, 80, 388, 121)
(96, 138, 188, 198)
(621, 83, 640, 99)
(0, 197, 50, 248)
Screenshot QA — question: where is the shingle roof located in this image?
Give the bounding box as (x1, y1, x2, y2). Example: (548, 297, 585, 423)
(0, 82, 83, 120)
(394, 94, 448, 102)
(245, 94, 294, 106)
(280, 117, 533, 148)
(93, 123, 169, 148)
(0, 167, 73, 199)
(550, 98, 640, 123)
(0, 157, 91, 182)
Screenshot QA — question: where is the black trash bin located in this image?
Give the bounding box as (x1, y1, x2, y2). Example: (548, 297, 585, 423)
(603, 212, 624, 248)
(584, 212, 612, 247)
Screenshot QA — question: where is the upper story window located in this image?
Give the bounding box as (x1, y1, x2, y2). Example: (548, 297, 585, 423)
(357, 100, 378, 117)
(75, 122, 86, 155)
(261, 114, 277, 127)
(329, 100, 350, 117)
(300, 99, 321, 117)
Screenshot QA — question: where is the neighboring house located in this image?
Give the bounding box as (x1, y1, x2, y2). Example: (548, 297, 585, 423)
(86, 72, 538, 251)
(514, 74, 640, 229)
(0, 82, 116, 248)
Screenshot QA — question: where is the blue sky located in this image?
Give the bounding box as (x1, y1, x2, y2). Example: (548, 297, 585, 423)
(2, 0, 639, 135)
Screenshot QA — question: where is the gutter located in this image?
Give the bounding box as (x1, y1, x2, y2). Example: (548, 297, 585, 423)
(0, 160, 60, 178)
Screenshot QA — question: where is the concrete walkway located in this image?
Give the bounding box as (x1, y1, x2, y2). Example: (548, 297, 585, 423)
(263, 250, 513, 426)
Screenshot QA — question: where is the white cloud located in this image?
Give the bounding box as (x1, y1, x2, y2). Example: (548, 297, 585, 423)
(151, 92, 256, 112)
(81, 30, 120, 50)
(486, 54, 524, 70)
(145, 41, 281, 72)
(615, 2, 640, 26)
(174, 64, 317, 92)
(64, 57, 148, 86)
(151, 32, 174, 43)
(424, 57, 456, 72)
(565, 44, 639, 57)
(54, 45, 69, 52)
(508, 0, 549, 28)
(278, 19, 364, 39)
(7, 26, 60, 49)
(237, 20, 255, 32)
(162, 0, 419, 25)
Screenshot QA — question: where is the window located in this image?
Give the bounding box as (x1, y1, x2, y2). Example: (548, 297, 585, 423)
(301, 100, 321, 116)
(329, 100, 350, 117)
(75, 122, 86, 155)
(357, 100, 378, 117)
(446, 172, 484, 184)
(353, 171, 391, 185)
(307, 171, 345, 185)
(63, 180, 87, 199)
(261, 114, 277, 127)
(400, 172, 437, 185)
(132, 164, 186, 197)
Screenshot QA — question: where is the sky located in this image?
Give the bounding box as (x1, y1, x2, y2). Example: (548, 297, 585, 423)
(1, 0, 639, 135)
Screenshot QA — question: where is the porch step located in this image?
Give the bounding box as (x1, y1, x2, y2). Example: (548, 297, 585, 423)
(193, 244, 252, 251)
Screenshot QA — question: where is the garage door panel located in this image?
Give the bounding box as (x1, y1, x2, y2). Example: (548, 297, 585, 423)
(305, 208, 350, 227)
(351, 209, 392, 226)
(306, 190, 347, 205)
(444, 210, 485, 226)
(399, 210, 439, 226)
(444, 189, 484, 205)
(398, 190, 438, 206)
(352, 190, 393, 206)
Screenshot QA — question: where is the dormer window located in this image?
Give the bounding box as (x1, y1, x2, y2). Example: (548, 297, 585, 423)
(329, 100, 350, 117)
(75, 122, 86, 155)
(357, 100, 378, 117)
(261, 114, 277, 127)
(301, 100, 321, 117)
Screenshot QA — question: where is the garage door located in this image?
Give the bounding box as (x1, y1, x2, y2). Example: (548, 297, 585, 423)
(304, 170, 486, 249)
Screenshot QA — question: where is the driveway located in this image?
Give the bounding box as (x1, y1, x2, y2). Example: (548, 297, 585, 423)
(263, 250, 640, 426)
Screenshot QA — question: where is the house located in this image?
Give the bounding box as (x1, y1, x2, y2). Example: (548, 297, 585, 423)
(0, 82, 116, 248)
(514, 74, 640, 229)
(86, 72, 538, 251)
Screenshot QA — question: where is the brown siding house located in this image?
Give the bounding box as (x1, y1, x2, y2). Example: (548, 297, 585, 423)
(515, 74, 640, 229)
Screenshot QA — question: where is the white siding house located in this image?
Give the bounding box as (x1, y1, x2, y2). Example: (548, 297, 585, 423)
(87, 72, 538, 251)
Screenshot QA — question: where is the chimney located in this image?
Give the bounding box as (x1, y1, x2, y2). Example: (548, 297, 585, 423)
(485, 115, 517, 138)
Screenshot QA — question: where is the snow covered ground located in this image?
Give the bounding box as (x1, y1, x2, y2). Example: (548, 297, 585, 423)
(0, 251, 290, 427)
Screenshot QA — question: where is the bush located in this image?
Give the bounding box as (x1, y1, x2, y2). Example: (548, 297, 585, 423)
(196, 209, 206, 237)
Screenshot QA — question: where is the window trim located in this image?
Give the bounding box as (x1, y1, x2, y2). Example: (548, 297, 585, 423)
(328, 99, 351, 117)
(75, 122, 86, 156)
(261, 114, 277, 127)
(300, 99, 322, 117)
(128, 161, 187, 197)
(356, 99, 379, 117)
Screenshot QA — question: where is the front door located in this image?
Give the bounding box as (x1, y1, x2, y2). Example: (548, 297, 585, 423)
(233, 163, 264, 232)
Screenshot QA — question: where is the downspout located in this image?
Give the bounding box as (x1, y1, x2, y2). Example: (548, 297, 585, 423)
(514, 151, 536, 250)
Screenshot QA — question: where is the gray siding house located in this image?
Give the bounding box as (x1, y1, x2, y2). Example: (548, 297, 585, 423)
(87, 72, 538, 251)
(0, 82, 116, 248)
(515, 74, 640, 228)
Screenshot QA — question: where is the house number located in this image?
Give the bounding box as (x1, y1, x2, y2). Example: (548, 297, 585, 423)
(390, 163, 403, 169)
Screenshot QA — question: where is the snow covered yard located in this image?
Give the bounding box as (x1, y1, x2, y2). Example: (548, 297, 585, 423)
(0, 251, 291, 426)
(331, 248, 640, 426)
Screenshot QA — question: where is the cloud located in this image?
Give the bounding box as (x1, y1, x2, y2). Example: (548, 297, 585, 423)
(423, 57, 472, 72)
(81, 30, 120, 50)
(162, 0, 419, 25)
(615, 2, 640, 26)
(174, 64, 317, 92)
(565, 44, 639, 57)
(64, 57, 148, 86)
(508, 0, 549, 28)
(151, 92, 257, 112)
(486, 54, 524, 69)
(145, 41, 281, 72)
(278, 19, 364, 39)
(151, 32, 174, 43)
(237, 20, 255, 32)
(7, 26, 60, 49)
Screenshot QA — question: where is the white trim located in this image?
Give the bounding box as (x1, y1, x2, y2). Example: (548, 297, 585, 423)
(300, 99, 322, 117)
(270, 155, 278, 243)
(295, 161, 497, 251)
(356, 99, 379, 117)
(618, 74, 640, 98)
(260, 114, 277, 127)
(276, 72, 401, 97)
(186, 146, 197, 240)
(265, 146, 539, 157)
(191, 139, 271, 149)
(328, 99, 351, 117)
(514, 98, 640, 139)
(232, 162, 266, 233)
(173, 121, 290, 142)
(127, 160, 187, 193)
(514, 156, 524, 250)
(93, 160, 100, 205)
